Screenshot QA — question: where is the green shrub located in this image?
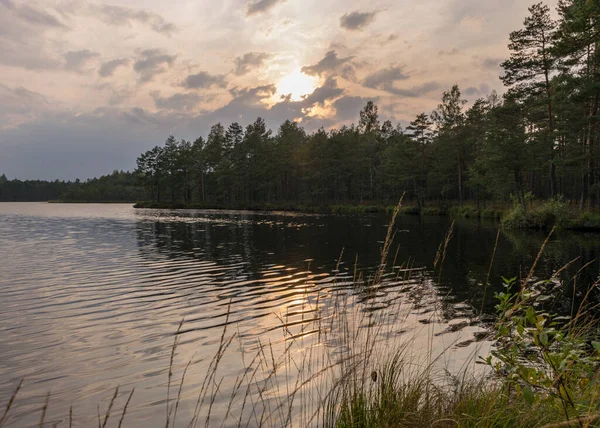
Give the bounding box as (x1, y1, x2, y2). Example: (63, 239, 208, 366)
(421, 206, 447, 216)
(481, 276, 600, 422)
(569, 211, 600, 231)
(503, 197, 569, 229)
(481, 208, 504, 219)
(449, 205, 479, 218)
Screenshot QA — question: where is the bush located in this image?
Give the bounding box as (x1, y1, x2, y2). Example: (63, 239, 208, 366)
(449, 205, 479, 218)
(503, 197, 569, 229)
(481, 275, 600, 422)
(569, 211, 600, 231)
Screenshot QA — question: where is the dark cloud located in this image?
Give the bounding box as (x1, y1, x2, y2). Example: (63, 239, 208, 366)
(0, 108, 165, 180)
(150, 91, 202, 112)
(301, 50, 354, 77)
(464, 83, 491, 97)
(482, 57, 502, 69)
(0, 83, 49, 119)
(363, 66, 409, 89)
(85, 4, 177, 35)
(332, 95, 377, 121)
(229, 84, 277, 105)
(362, 66, 439, 98)
(134, 49, 176, 83)
(464, 86, 479, 96)
(182, 71, 228, 90)
(385, 81, 441, 98)
(98, 58, 131, 77)
(246, 0, 286, 16)
(64, 49, 99, 72)
(382, 34, 399, 45)
(299, 77, 343, 106)
(340, 11, 377, 31)
(234, 52, 270, 76)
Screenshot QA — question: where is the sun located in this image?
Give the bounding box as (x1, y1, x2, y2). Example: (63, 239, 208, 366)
(277, 69, 318, 101)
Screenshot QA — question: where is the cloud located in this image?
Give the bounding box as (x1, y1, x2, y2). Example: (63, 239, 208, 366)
(0, 108, 168, 180)
(107, 87, 133, 106)
(301, 50, 354, 77)
(482, 57, 502, 69)
(464, 83, 491, 97)
(233, 52, 270, 76)
(84, 4, 177, 35)
(332, 96, 376, 121)
(439, 48, 459, 56)
(385, 81, 441, 98)
(150, 91, 202, 112)
(2, 0, 66, 29)
(0, 1, 65, 69)
(182, 71, 228, 90)
(300, 77, 343, 106)
(362, 66, 440, 98)
(64, 49, 99, 72)
(98, 58, 131, 77)
(246, 0, 286, 16)
(0, 83, 50, 128)
(363, 66, 409, 89)
(134, 49, 176, 83)
(229, 84, 277, 105)
(382, 34, 399, 45)
(340, 11, 377, 31)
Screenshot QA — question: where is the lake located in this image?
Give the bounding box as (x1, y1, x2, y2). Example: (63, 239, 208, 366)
(0, 203, 598, 427)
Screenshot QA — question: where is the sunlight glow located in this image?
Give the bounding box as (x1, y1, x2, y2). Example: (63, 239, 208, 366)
(277, 70, 318, 102)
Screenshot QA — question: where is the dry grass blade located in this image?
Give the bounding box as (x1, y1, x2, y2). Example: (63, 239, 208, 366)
(166, 318, 184, 428)
(540, 412, 600, 428)
(117, 388, 135, 428)
(0, 378, 23, 428)
(481, 228, 501, 314)
(375, 194, 404, 285)
(522, 226, 555, 290)
(101, 386, 119, 428)
(172, 354, 195, 427)
(39, 391, 50, 428)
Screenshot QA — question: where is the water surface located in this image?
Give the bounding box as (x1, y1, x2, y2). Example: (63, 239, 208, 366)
(0, 203, 598, 427)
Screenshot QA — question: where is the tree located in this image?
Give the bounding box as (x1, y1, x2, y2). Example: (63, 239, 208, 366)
(359, 101, 380, 134)
(502, 2, 558, 196)
(407, 113, 434, 207)
(431, 85, 468, 203)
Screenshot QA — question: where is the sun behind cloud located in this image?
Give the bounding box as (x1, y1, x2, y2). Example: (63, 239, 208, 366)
(277, 69, 318, 101)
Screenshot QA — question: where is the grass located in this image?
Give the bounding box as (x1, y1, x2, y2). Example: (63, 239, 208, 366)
(2, 199, 600, 427)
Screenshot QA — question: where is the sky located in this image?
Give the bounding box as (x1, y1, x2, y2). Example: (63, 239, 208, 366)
(0, 0, 559, 180)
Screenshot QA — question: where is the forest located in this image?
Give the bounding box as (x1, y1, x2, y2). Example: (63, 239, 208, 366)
(133, 2, 600, 210)
(0, 171, 144, 202)
(4, 2, 600, 211)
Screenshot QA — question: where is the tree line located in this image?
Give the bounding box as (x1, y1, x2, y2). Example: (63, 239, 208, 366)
(0, 171, 144, 202)
(134, 2, 600, 209)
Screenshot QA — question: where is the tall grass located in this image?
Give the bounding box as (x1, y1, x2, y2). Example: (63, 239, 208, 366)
(2, 199, 600, 427)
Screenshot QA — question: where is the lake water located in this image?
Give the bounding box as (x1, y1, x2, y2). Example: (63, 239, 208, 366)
(0, 203, 598, 427)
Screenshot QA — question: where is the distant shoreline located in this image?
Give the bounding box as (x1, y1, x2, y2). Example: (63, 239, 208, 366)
(47, 200, 138, 204)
